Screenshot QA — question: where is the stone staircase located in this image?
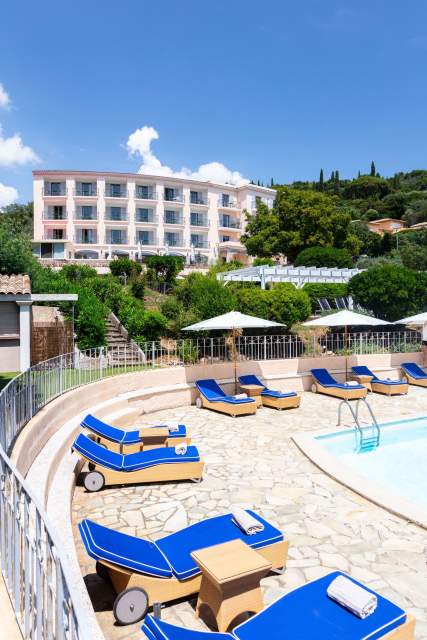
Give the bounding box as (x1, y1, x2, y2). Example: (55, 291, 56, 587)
(105, 313, 145, 365)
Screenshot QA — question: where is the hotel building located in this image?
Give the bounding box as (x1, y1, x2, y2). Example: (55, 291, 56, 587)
(32, 170, 274, 267)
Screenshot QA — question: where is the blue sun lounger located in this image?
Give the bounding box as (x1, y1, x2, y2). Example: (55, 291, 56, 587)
(311, 368, 367, 400)
(351, 366, 408, 396)
(195, 379, 257, 417)
(401, 362, 427, 387)
(141, 571, 413, 640)
(81, 413, 189, 452)
(238, 374, 300, 410)
(72, 433, 204, 491)
(79, 510, 287, 625)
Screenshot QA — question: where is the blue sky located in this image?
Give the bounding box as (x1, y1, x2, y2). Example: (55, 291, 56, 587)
(1, 0, 427, 205)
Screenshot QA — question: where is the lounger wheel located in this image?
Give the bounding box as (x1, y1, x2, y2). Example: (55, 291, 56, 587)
(84, 471, 105, 492)
(95, 561, 110, 582)
(113, 587, 149, 625)
(402, 376, 408, 384)
(195, 396, 202, 409)
(88, 442, 107, 471)
(311, 383, 317, 393)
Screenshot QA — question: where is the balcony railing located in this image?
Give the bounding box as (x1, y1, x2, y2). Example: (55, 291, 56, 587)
(74, 185, 98, 197)
(75, 210, 98, 221)
(136, 212, 157, 224)
(43, 210, 68, 220)
(137, 236, 157, 246)
(219, 216, 240, 228)
(164, 238, 182, 247)
(105, 211, 128, 222)
(164, 192, 184, 203)
(190, 194, 208, 205)
(191, 240, 209, 249)
(105, 185, 127, 198)
(190, 216, 209, 227)
(106, 235, 127, 245)
(218, 196, 238, 208)
(43, 184, 66, 197)
(135, 188, 157, 200)
(164, 214, 183, 225)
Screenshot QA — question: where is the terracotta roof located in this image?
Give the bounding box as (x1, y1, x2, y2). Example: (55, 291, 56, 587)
(0, 274, 31, 295)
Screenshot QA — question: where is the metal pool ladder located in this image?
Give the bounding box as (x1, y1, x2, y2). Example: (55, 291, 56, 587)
(337, 398, 380, 452)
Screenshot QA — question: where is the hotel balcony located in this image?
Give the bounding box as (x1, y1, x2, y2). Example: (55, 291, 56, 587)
(164, 233, 183, 247)
(190, 213, 209, 227)
(135, 186, 157, 201)
(43, 182, 67, 197)
(74, 183, 98, 197)
(164, 211, 184, 225)
(218, 195, 239, 209)
(105, 207, 128, 222)
(164, 188, 184, 203)
(190, 239, 209, 249)
(75, 230, 98, 244)
(218, 214, 241, 229)
(105, 184, 128, 198)
(106, 230, 128, 245)
(136, 209, 157, 224)
(43, 207, 67, 221)
(42, 231, 68, 241)
(75, 206, 98, 221)
(189, 191, 208, 206)
(136, 232, 157, 246)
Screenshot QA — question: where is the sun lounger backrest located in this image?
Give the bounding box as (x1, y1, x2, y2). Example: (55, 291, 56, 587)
(196, 378, 226, 400)
(402, 362, 426, 378)
(81, 414, 125, 443)
(142, 615, 233, 640)
(351, 365, 378, 381)
(311, 368, 338, 386)
(238, 374, 265, 388)
(73, 433, 124, 470)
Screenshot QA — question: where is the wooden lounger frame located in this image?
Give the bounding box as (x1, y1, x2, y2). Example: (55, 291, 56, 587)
(261, 394, 301, 410)
(89, 427, 191, 454)
(97, 538, 288, 607)
(312, 381, 368, 400)
(370, 381, 408, 396)
(383, 615, 415, 640)
(199, 396, 257, 417)
(401, 369, 427, 387)
(79, 453, 204, 487)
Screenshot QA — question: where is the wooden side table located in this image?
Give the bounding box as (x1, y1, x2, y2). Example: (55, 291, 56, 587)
(239, 384, 264, 408)
(349, 374, 373, 391)
(138, 427, 169, 450)
(191, 539, 271, 632)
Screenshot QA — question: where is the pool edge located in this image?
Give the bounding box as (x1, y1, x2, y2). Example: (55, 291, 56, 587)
(292, 430, 427, 530)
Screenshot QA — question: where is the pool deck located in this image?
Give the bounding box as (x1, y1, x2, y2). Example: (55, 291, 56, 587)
(72, 387, 427, 640)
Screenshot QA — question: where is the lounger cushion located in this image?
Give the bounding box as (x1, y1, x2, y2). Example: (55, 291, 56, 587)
(141, 572, 406, 640)
(142, 615, 232, 640)
(73, 434, 199, 472)
(239, 375, 298, 399)
(82, 414, 187, 443)
(156, 511, 283, 580)
(196, 379, 255, 405)
(312, 369, 365, 390)
(79, 519, 173, 577)
(351, 366, 404, 386)
(402, 362, 427, 379)
(82, 414, 141, 444)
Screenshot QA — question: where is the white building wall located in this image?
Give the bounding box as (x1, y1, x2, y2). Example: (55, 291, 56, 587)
(32, 170, 275, 265)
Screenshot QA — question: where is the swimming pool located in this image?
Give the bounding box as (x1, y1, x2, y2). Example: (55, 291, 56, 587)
(317, 416, 427, 508)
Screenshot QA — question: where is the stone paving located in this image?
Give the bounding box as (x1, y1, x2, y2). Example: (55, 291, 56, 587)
(72, 388, 427, 640)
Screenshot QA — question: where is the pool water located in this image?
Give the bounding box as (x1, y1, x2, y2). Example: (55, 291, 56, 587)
(317, 416, 427, 507)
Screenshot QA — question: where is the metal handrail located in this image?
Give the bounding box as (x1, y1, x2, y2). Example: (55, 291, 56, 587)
(337, 397, 380, 451)
(337, 399, 364, 449)
(355, 397, 381, 446)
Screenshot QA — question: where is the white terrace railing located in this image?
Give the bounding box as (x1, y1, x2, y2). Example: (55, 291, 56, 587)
(0, 330, 421, 638)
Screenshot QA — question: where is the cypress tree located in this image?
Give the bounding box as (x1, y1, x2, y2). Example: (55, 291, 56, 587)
(270, 177, 274, 187)
(370, 161, 376, 177)
(358, 170, 361, 178)
(319, 168, 324, 191)
(335, 170, 340, 182)
(330, 171, 334, 181)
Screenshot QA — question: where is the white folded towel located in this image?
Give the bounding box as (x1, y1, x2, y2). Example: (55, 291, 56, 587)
(174, 443, 187, 455)
(231, 507, 264, 535)
(346, 381, 359, 387)
(327, 575, 377, 619)
(168, 425, 179, 433)
(233, 393, 248, 399)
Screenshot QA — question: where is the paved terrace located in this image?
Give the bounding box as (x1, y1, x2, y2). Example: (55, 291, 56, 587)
(72, 389, 427, 640)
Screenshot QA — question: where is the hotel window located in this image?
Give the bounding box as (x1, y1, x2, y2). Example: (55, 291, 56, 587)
(136, 208, 152, 222)
(164, 210, 180, 224)
(81, 229, 95, 243)
(108, 183, 124, 197)
(50, 182, 62, 196)
(165, 232, 179, 246)
(81, 205, 94, 220)
(221, 235, 230, 242)
(138, 230, 150, 244)
(190, 191, 205, 205)
(52, 229, 64, 240)
(81, 182, 94, 196)
(110, 229, 125, 244)
(164, 187, 175, 201)
(136, 185, 152, 199)
(221, 193, 230, 207)
(53, 205, 64, 220)
(109, 206, 124, 221)
(190, 212, 205, 226)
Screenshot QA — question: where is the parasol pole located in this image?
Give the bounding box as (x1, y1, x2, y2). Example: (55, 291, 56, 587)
(233, 328, 238, 393)
(345, 324, 348, 380)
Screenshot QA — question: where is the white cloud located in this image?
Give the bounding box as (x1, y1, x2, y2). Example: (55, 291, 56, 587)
(0, 125, 40, 167)
(126, 125, 249, 186)
(0, 83, 10, 110)
(0, 182, 18, 208)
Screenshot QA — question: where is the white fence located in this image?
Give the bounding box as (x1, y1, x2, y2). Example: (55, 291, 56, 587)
(0, 330, 421, 638)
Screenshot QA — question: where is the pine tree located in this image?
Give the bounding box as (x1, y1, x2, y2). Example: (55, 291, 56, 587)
(370, 161, 376, 177)
(319, 168, 324, 192)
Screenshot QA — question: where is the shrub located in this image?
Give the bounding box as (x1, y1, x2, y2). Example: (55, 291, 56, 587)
(134, 310, 168, 342)
(175, 273, 235, 321)
(145, 255, 184, 285)
(252, 257, 275, 266)
(60, 264, 97, 282)
(348, 264, 427, 321)
(130, 276, 145, 300)
(75, 289, 107, 349)
(234, 283, 311, 328)
(109, 257, 142, 279)
(294, 246, 353, 268)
